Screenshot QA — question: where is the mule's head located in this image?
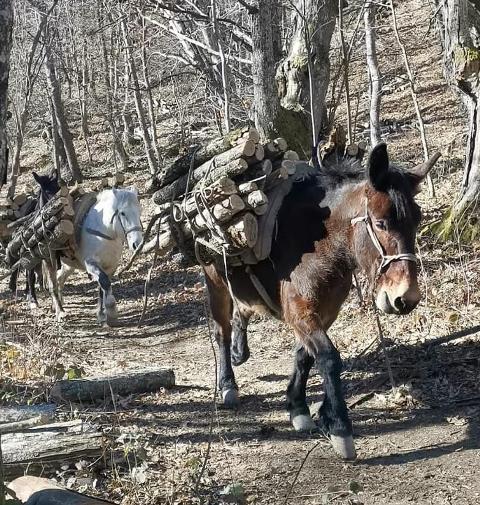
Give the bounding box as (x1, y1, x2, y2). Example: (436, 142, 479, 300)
(112, 187, 143, 251)
(32, 169, 60, 207)
(352, 143, 439, 315)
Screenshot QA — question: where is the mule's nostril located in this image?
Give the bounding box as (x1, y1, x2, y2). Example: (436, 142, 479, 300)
(394, 296, 407, 312)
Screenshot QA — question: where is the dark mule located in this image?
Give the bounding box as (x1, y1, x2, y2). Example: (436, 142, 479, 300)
(9, 170, 60, 308)
(203, 143, 439, 460)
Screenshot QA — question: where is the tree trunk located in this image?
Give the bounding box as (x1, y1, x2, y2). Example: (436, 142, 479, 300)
(0, 0, 13, 188)
(121, 17, 158, 176)
(44, 43, 83, 182)
(97, 4, 128, 172)
(435, 0, 480, 215)
(251, 0, 336, 157)
(275, 0, 337, 147)
(364, 0, 382, 146)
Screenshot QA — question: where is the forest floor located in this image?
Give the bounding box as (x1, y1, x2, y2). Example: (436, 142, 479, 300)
(2, 1, 480, 504)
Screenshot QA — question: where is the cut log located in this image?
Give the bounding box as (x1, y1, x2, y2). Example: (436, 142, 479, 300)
(239, 127, 260, 144)
(194, 195, 245, 228)
(50, 367, 175, 402)
(155, 136, 256, 189)
(245, 190, 268, 209)
(227, 213, 258, 248)
(182, 178, 238, 216)
(2, 420, 104, 479)
(153, 154, 250, 205)
(274, 137, 288, 151)
(8, 196, 73, 259)
(7, 476, 116, 504)
(283, 150, 300, 161)
(265, 166, 289, 190)
(245, 144, 265, 165)
(238, 181, 258, 195)
(253, 203, 269, 216)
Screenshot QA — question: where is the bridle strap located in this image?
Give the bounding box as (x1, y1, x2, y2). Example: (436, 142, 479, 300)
(86, 210, 142, 241)
(111, 210, 143, 236)
(351, 200, 417, 273)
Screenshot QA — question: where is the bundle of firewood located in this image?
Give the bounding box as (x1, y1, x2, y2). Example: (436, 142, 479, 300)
(5, 186, 75, 271)
(150, 127, 302, 263)
(0, 193, 37, 241)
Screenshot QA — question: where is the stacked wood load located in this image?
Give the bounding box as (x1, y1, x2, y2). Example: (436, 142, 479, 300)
(0, 193, 37, 242)
(150, 126, 304, 264)
(5, 186, 75, 271)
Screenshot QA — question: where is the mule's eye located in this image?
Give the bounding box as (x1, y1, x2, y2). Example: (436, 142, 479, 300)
(375, 220, 387, 231)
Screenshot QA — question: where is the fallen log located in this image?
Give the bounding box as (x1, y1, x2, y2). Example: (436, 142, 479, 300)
(50, 367, 175, 402)
(7, 476, 116, 504)
(2, 420, 105, 479)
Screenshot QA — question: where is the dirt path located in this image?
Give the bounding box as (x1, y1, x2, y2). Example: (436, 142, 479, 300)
(3, 250, 480, 504)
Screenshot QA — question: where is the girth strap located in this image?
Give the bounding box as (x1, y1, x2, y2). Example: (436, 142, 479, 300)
(85, 227, 115, 241)
(245, 266, 282, 318)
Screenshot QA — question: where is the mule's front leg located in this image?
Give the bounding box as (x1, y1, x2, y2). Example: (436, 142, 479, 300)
(85, 261, 117, 325)
(203, 265, 239, 408)
(312, 329, 355, 460)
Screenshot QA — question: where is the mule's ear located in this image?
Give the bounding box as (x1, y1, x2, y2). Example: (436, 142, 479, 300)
(408, 152, 441, 187)
(367, 143, 389, 191)
(32, 171, 41, 184)
(50, 168, 58, 181)
(128, 185, 138, 196)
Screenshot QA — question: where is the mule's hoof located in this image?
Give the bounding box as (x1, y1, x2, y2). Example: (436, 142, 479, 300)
(330, 434, 356, 460)
(231, 346, 250, 367)
(222, 389, 240, 409)
(55, 311, 67, 322)
(29, 302, 39, 311)
(292, 414, 317, 432)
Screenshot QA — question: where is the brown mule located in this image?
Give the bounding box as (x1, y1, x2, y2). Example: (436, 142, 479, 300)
(203, 143, 439, 459)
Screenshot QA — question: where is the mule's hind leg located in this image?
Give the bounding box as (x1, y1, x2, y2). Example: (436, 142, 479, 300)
(231, 305, 252, 366)
(287, 344, 316, 431)
(44, 259, 65, 321)
(203, 265, 238, 408)
(84, 260, 117, 324)
(26, 269, 39, 309)
(57, 262, 75, 305)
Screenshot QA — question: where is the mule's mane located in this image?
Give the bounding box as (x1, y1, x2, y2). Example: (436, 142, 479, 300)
(99, 188, 138, 208)
(301, 153, 420, 222)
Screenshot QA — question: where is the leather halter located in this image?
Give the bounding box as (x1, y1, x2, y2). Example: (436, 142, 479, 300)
(86, 210, 142, 241)
(351, 200, 417, 274)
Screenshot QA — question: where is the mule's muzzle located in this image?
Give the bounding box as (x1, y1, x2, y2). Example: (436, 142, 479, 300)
(376, 288, 420, 315)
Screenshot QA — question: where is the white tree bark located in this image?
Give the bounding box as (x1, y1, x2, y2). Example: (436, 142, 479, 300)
(435, 0, 480, 212)
(0, 0, 13, 188)
(364, 1, 382, 146)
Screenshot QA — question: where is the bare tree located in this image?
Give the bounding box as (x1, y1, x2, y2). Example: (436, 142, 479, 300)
(121, 14, 159, 176)
(44, 34, 83, 183)
(435, 0, 480, 220)
(364, 0, 381, 146)
(0, 0, 14, 188)
(8, 0, 58, 198)
(276, 0, 337, 146)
